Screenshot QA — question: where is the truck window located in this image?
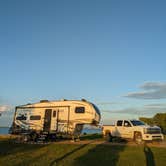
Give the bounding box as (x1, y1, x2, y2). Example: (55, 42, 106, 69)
(130, 120, 145, 126)
(124, 120, 131, 127)
(75, 107, 85, 113)
(30, 115, 41, 120)
(117, 120, 123, 126)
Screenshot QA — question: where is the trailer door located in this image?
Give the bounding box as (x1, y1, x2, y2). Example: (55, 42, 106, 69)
(43, 109, 52, 132)
(57, 107, 70, 133)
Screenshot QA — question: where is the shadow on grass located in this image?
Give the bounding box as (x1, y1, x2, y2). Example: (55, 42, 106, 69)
(144, 145, 155, 166)
(49, 143, 90, 166)
(80, 133, 103, 140)
(73, 143, 126, 166)
(0, 136, 127, 166)
(51, 135, 127, 166)
(73, 137, 128, 166)
(0, 138, 46, 156)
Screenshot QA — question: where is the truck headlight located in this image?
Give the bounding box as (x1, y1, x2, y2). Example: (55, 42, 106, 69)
(144, 128, 147, 134)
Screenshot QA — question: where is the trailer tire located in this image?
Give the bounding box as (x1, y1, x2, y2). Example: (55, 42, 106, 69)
(20, 134, 31, 142)
(30, 132, 38, 142)
(134, 132, 144, 144)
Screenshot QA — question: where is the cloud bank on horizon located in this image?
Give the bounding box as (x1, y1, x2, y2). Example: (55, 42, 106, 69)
(100, 82, 166, 122)
(124, 82, 166, 99)
(101, 103, 166, 116)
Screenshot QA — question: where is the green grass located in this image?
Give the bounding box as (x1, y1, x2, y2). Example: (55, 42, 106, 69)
(0, 136, 166, 166)
(80, 133, 103, 140)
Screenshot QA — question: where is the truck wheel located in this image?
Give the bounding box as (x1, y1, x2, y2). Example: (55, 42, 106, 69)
(134, 132, 144, 144)
(105, 132, 112, 142)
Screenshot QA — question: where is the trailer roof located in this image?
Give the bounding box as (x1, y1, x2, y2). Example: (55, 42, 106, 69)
(16, 99, 91, 109)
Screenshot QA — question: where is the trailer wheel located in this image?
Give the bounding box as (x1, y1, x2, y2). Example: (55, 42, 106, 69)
(134, 132, 144, 144)
(105, 132, 112, 142)
(20, 134, 31, 142)
(29, 132, 38, 142)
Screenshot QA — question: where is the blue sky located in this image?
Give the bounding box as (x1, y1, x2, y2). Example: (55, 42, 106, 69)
(0, 0, 166, 126)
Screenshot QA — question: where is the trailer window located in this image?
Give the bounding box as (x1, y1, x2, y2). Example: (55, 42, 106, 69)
(30, 115, 41, 120)
(117, 120, 123, 126)
(75, 107, 85, 113)
(16, 115, 27, 120)
(91, 103, 101, 116)
(53, 111, 56, 117)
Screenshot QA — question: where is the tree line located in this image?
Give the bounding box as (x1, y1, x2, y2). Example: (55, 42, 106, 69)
(139, 113, 166, 134)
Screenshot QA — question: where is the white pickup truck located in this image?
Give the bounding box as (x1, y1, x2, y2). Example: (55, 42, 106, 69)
(102, 119, 164, 144)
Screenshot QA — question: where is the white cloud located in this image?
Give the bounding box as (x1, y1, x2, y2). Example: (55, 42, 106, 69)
(0, 105, 11, 112)
(124, 82, 166, 99)
(97, 102, 118, 105)
(0, 106, 14, 126)
(101, 102, 166, 117)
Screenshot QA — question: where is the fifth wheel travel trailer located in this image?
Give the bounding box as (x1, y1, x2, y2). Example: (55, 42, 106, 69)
(10, 99, 101, 142)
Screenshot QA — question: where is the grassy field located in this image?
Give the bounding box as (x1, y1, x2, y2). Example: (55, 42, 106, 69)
(0, 135, 166, 166)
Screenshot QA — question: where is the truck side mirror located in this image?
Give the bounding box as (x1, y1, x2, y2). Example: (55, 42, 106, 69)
(124, 123, 131, 127)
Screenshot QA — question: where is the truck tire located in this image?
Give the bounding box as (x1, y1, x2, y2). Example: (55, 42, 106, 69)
(134, 132, 144, 144)
(105, 132, 112, 142)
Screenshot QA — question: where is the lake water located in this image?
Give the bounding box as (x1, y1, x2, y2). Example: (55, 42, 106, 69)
(0, 127, 102, 135)
(0, 127, 9, 134)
